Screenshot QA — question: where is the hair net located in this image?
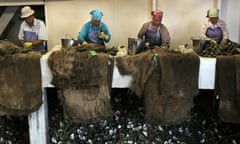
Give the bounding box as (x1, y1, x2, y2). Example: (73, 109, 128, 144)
(90, 9, 103, 21)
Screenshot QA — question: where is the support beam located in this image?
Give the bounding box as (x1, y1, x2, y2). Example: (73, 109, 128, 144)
(0, 6, 19, 37)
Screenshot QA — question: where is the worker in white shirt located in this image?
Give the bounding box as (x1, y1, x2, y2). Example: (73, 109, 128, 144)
(18, 6, 47, 52)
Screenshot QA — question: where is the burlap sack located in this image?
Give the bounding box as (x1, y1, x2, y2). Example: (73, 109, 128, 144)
(144, 48, 199, 125)
(0, 51, 42, 115)
(0, 40, 21, 56)
(116, 48, 200, 125)
(48, 48, 112, 122)
(216, 55, 240, 123)
(115, 50, 158, 96)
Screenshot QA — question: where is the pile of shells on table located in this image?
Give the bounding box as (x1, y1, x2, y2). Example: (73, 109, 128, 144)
(197, 39, 240, 57)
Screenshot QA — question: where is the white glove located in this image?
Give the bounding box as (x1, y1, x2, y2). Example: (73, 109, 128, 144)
(99, 32, 108, 40)
(210, 39, 217, 44)
(145, 42, 150, 47)
(82, 41, 88, 45)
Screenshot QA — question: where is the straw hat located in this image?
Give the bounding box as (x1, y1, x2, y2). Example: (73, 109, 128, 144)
(21, 6, 34, 18)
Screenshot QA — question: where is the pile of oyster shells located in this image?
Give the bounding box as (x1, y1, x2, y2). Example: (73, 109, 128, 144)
(47, 90, 240, 144)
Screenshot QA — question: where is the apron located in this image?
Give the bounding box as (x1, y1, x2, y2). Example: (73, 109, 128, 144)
(87, 25, 104, 45)
(206, 26, 223, 43)
(145, 24, 162, 46)
(24, 31, 45, 51)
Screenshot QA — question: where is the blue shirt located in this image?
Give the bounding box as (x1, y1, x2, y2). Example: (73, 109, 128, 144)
(78, 21, 111, 44)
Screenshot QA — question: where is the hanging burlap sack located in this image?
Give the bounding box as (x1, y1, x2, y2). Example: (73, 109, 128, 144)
(0, 49, 42, 115)
(48, 47, 113, 122)
(116, 48, 199, 125)
(216, 55, 240, 123)
(115, 50, 158, 97)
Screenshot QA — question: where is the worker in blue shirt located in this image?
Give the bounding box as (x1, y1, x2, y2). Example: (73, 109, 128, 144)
(78, 9, 111, 46)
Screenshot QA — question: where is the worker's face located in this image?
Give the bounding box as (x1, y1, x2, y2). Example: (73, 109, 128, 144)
(209, 17, 218, 25)
(152, 19, 161, 26)
(24, 15, 34, 26)
(91, 19, 101, 27)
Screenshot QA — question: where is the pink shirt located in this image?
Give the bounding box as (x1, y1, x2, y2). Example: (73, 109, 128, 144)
(138, 21, 171, 46)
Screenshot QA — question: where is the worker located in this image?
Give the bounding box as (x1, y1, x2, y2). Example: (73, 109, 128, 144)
(78, 9, 111, 46)
(18, 6, 47, 52)
(200, 8, 229, 44)
(137, 10, 171, 48)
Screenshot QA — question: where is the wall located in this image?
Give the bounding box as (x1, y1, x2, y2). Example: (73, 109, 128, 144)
(157, 0, 213, 48)
(45, 0, 151, 49)
(45, 0, 216, 49)
(220, 0, 240, 43)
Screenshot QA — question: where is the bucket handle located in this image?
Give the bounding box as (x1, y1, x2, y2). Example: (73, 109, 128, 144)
(65, 34, 74, 40)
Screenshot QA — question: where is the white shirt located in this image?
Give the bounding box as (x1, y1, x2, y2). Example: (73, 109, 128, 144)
(18, 18, 48, 41)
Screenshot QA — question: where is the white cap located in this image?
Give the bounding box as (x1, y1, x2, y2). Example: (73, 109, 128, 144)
(21, 6, 34, 18)
(207, 8, 219, 18)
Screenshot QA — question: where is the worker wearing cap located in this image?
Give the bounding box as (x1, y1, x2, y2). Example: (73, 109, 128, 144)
(200, 8, 229, 44)
(78, 9, 111, 45)
(18, 6, 47, 51)
(138, 10, 171, 48)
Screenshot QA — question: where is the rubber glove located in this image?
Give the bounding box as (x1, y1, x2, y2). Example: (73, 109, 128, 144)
(209, 39, 217, 44)
(219, 38, 229, 50)
(220, 38, 229, 46)
(23, 42, 33, 48)
(82, 41, 88, 45)
(145, 42, 150, 47)
(99, 32, 108, 40)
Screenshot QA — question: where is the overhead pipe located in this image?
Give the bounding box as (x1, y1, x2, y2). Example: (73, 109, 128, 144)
(152, 0, 158, 11)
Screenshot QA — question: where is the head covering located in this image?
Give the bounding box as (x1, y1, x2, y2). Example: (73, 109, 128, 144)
(90, 9, 103, 21)
(151, 10, 163, 21)
(206, 8, 219, 18)
(21, 6, 34, 18)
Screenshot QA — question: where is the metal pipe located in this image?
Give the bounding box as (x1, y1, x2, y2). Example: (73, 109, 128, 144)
(152, 0, 158, 11)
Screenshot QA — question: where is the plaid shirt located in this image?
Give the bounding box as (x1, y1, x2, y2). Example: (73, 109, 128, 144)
(18, 18, 48, 41)
(137, 21, 171, 46)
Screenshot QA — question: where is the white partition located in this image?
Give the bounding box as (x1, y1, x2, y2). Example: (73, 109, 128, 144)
(198, 57, 216, 89)
(28, 88, 48, 144)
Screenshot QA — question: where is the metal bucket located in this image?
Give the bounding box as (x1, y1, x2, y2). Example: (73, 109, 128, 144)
(128, 38, 144, 55)
(61, 39, 74, 48)
(191, 37, 201, 50)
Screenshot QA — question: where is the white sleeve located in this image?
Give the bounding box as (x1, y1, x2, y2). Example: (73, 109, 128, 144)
(18, 22, 24, 40)
(38, 20, 48, 40)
